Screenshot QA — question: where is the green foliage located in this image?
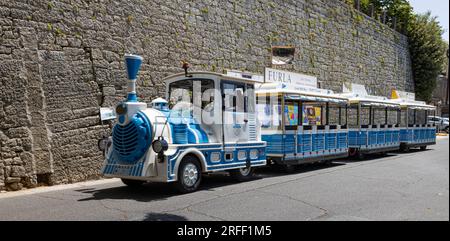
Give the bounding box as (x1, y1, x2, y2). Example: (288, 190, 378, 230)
(47, 2, 54, 10)
(344, 0, 447, 102)
(127, 15, 134, 24)
(344, 0, 412, 33)
(408, 12, 447, 101)
(200, 7, 209, 14)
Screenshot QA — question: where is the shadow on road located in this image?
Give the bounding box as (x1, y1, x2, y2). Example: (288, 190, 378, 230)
(74, 162, 344, 203)
(340, 153, 399, 163)
(143, 213, 188, 221)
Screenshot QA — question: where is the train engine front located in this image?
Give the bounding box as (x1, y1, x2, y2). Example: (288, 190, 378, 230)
(99, 55, 172, 187)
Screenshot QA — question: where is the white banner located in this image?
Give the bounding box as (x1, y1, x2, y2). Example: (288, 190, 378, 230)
(265, 68, 318, 88)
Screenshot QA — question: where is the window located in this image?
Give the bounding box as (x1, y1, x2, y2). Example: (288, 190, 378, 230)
(327, 104, 346, 126)
(168, 79, 215, 120)
(302, 102, 324, 126)
(284, 101, 299, 126)
(222, 81, 255, 113)
(348, 105, 359, 128)
(387, 108, 399, 125)
(257, 96, 282, 130)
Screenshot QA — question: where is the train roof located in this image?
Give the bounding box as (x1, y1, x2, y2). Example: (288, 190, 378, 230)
(338, 93, 401, 108)
(389, 90, 436, 110)
(391, 99, 436, 110)
(162, 71, 265, 85)
(256, 83, 348, 104)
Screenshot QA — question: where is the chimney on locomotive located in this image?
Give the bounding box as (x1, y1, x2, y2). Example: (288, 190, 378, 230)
(124, 54, 143, 102)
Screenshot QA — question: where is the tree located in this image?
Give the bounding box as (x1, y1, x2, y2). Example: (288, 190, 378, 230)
(381, 0, 413, 33)
(408, 12, 447, 101)
(343, 0, 447, 102)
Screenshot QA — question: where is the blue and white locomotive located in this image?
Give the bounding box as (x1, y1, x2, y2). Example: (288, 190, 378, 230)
(99, 55, 266, 193)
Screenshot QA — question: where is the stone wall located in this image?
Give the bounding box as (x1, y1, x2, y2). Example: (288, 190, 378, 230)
(0, 0, 413, 191)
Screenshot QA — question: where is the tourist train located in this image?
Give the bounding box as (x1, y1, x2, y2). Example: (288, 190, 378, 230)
(98, 55, 437, 193)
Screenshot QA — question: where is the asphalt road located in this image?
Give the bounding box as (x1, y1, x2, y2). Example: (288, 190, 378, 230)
(0, 138, 448, 221)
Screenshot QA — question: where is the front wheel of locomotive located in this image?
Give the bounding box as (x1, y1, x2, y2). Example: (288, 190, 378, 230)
(229, 167, 254, 182)
(175, 156, 202, 193)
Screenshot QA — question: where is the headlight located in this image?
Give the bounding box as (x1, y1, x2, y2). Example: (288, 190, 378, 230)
(152, 138, 169, 153)
(98, 137, 110, 151)
(116, 102, 127, 115)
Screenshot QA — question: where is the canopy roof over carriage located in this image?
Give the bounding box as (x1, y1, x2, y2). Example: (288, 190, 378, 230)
(162, 70, 265, 85)
(339, 93, 401, 108)
(256, 82, 348, 104)
(390, 90, 436, 111)
(337, 83, 401, 108)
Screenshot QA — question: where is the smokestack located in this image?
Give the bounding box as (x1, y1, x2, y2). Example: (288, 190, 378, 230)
(124, 54, 143, 102)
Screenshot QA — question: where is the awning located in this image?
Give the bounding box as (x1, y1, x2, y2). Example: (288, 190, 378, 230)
(285, 94, 347, 104)
(360, 102, 400, 109)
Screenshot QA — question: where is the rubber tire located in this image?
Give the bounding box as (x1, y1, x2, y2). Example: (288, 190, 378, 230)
(402, 146, 410, 153)
(175, 156, 202, 194)
(229, 167, 254, 182)
(323, 160, 333, 166)
(121, 179, 145, 187)
(357, 151, 365, 160)
(445, 127, 449, 134)
(420, 146, 427, 151)
(284, 164, 297, 173)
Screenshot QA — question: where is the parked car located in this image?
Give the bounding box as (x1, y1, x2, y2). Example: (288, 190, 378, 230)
(428, 116, 449, 133)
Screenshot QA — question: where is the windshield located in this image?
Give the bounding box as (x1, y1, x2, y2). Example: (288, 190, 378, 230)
(168, 79, 216, 123)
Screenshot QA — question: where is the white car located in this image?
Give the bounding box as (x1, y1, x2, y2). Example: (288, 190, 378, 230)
(428, 116, 449, 133)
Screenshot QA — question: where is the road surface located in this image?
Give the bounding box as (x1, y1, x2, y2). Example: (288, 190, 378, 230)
(0, 137, 448, 221)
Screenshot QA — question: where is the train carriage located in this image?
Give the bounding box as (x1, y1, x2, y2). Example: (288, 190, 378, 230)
(256, 81, 349, 170)
(391, 90, 437, 151)
(338, 83, 401, 158)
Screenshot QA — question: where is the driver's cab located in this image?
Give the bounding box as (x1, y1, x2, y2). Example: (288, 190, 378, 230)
(159, 71, 266, 190)
(164, 72, 262, 146)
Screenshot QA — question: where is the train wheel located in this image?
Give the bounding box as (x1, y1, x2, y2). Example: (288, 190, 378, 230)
(357, 151, 365, 160)
(284, 164, 297, 173)
(420, 146, 427, 151)
(229, 167, 254, 182)
(348, 148, 358, 158)
(323, 160, 333, 166)
(175, 156, 202, 193)
(121, 179, 145, 187)
(402, 146, 410, 153)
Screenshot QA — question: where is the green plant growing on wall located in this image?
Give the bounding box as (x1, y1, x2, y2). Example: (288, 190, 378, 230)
(309, 54, 315, 68)
(127, 15, 134, 24)
(47, 2, 54, 10)
(320, 17, 328, 26)
(380, 57, 386, 67)
(354, 14, 364, 24)
(200, 7, 209, 14)
(307, 19, 315, 29)
(55, 27, 64, 37)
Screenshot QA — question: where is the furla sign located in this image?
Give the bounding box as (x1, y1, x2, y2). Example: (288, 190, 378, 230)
(264, 68, 318, 89)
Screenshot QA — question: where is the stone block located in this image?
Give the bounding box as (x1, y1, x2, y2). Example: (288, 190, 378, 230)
(5, 177, 21, 183)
